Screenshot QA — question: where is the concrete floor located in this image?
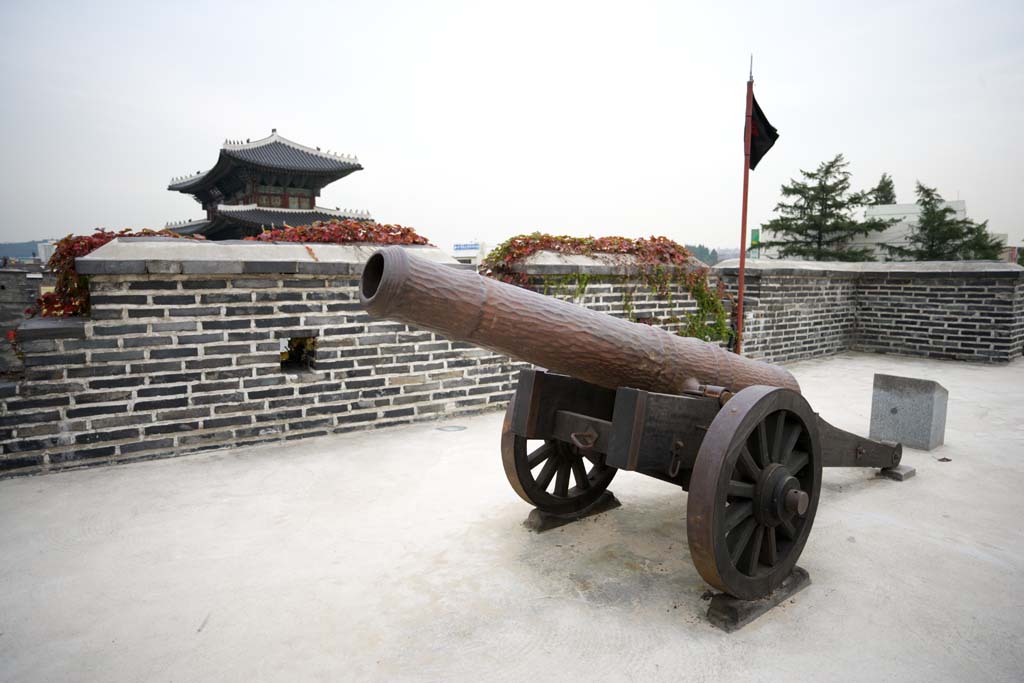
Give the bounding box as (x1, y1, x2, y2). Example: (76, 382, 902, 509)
(1, 352, 1022, 682)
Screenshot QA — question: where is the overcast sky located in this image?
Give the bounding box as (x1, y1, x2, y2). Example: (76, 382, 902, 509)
(1, 0, 1022, 251)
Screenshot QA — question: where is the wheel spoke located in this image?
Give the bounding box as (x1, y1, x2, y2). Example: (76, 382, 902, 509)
(728, 517, 757, 565)
(770, 412, 786, 463)
(582, 451, 601, 466)
(756, 421, 770, 467)
(760, 526, 778, 566)
(746, 525, 765, 576)
(738, 446, 761, 481)
(535, 456, 559, 490)
(779, 517, 797, 540)
(781, 423, 802, 461)
(727, 480, 755, 498)
(724, 501, 753, 533)
(527, 443, 554, 469)
(571, 456, 590, 490)
(554, 459, 571, 497)
(784, 450, 808, 477)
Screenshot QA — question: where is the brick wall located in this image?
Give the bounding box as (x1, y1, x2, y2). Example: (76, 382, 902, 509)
(6, 243, 1020, 479)
(716, 261, 1024, 364)
(1, 268, 51, 374)
(0, 241, 708, 477)
(1014, 280, 1024, 357)
(722, 272, 858, 363)
(854, 273, 1021, 362)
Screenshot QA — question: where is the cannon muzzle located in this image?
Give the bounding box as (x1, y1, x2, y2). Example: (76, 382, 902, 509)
(360, 247, 799, 395)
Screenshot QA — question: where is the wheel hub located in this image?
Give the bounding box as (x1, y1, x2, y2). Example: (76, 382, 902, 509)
(754, 463, 808, 527)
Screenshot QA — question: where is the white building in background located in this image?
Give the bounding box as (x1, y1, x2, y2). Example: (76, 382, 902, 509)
(754, 200, 1007, 261)
(856, 200, 969, 258)
(36, 241, 57, 264)
(449, 240, 489, 266)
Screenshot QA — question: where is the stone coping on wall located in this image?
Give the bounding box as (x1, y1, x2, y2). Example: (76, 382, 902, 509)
(714, 258, 1024, 278)
(76, 240, 710, 278)
(75, 237, 472, 276)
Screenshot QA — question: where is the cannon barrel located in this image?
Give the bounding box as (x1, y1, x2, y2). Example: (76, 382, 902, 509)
(359, 247, 800, 395)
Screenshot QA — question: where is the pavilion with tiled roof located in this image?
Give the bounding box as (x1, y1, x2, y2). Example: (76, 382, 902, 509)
(166, 130, 371, 239)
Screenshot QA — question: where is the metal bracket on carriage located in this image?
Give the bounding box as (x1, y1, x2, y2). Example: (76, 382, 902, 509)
(816, 416, 903, 470)
(568, 425, 599, 450)
(683, 382, 735, 406)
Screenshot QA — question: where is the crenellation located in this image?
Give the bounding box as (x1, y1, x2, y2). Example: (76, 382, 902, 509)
(6, 256, 1018, 479)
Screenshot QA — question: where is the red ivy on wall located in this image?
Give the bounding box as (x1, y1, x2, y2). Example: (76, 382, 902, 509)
(244, 220, 430, 246)
(31, 229, 204, 318)
(481, 232, 696, 284)
(480, 232, 732, 342)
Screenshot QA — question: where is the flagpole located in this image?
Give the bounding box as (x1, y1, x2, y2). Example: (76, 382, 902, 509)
(735, 63, 754, 356)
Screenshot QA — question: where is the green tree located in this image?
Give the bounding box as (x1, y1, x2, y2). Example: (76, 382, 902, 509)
(883, 182, 1003, 261)
(685, 243, 714, 264)
(757, 154, 890, 261)
(870, 173, 896, 204)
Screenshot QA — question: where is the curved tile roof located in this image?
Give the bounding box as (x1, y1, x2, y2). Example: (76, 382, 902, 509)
(163, 218, 211, 235)
(168, 170, 210, 190)
(168, 132, 362, 192)
(216, 204, 373, 226)
(222, 134, 360, 172)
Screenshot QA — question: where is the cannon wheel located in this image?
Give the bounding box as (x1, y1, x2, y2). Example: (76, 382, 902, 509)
(687, 385, 822, 600)
(501, 404, 617, 515)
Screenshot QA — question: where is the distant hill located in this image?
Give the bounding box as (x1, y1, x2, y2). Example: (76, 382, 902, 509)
(0, 241, 49, 259)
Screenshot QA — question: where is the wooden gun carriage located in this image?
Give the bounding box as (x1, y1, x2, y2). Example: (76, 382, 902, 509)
(360, 247, 902, 600)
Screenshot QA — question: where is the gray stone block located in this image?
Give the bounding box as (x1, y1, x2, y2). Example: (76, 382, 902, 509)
(145, 260, 183, 274)
(180, 261, 243, 275)
(243, 261, 298, 274)
(870, 373, 948, 450)
(16, 318, 86, 341)
(75, 260, 147, 275)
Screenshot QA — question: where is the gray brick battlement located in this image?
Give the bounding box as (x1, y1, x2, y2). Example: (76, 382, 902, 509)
(715, 258, 1024, 278)
(2, 242, 710, 478)
(3, 246, 1019, 479)
(714, 260, 1024, 365)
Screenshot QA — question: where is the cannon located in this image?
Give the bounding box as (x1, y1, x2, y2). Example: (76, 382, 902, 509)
(360, 247, 902, 600)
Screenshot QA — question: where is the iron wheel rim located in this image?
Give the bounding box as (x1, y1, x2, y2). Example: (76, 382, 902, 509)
(687, 385, 822, 600)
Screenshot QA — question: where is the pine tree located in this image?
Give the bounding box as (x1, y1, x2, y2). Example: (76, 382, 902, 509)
(883, 182, 1003, 261)
(757, 154, 890, 261)
(870, 173, 896, 204)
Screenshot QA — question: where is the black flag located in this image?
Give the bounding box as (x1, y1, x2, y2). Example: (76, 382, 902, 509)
(748, 94, 778, 170)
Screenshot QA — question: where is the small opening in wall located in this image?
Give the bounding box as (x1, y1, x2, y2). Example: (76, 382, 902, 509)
(281, 336, 317, 372)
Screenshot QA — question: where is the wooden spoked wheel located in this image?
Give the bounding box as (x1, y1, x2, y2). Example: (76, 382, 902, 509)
(501, 404, 616, 515)
(687, 385, 822, 600)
